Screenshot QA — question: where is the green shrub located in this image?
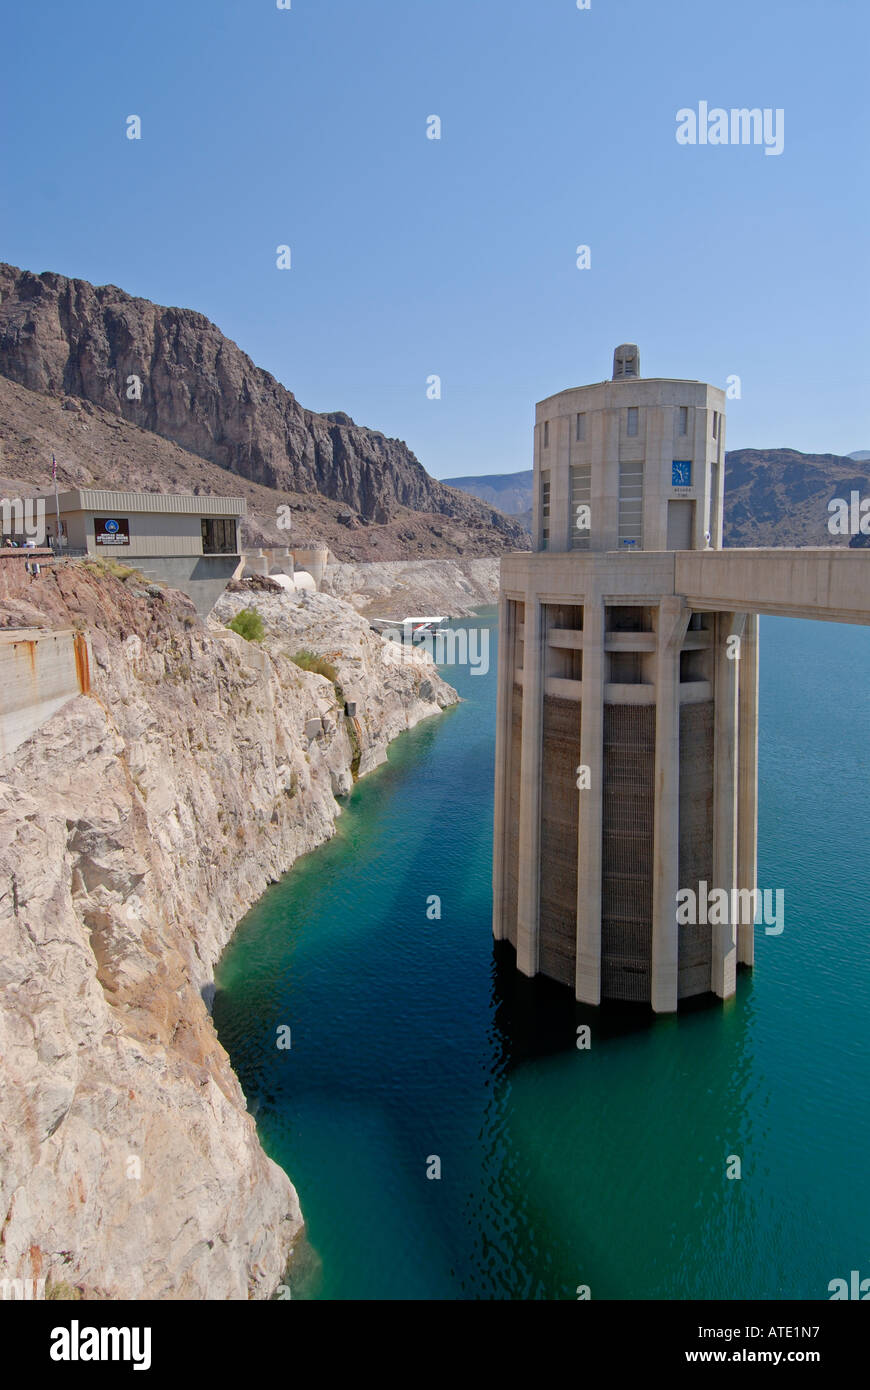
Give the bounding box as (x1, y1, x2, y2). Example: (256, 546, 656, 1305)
(82, 556, 140, 583)
(291, 649, 338, 683)
(226, 608, 265, 643)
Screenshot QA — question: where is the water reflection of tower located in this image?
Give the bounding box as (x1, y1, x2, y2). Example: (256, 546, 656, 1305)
(492, 345, 757, 1012)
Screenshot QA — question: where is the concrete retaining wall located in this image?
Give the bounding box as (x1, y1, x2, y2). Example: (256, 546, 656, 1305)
(0, 628, 93, 760)
(134, 555, 244, 616)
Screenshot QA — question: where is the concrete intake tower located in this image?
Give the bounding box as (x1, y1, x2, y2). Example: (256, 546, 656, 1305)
(492, 345, 870, 1012)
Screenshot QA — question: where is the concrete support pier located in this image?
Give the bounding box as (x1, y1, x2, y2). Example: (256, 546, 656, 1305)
(711, 612, 744, 999)
(736, 613, 759, 967)
(515, 596, 544, 978)
(651, 597, 689, 1013)
(492, 592, 515, 943)
(575, 594, 604, 1005)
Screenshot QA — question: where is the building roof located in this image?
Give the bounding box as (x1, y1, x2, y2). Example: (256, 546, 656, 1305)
(535, 377, 721, 409)
(35, 489, 246, 517)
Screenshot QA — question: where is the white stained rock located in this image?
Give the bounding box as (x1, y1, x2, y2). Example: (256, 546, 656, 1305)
(0, 578, 457, 1301)
(319, 556, 499, 617)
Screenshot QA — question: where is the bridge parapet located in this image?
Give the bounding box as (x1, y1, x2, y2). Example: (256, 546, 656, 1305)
(675, 548, 870, 626)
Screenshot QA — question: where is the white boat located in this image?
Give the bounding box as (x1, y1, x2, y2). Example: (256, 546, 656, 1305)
(368, 615, 449, 642)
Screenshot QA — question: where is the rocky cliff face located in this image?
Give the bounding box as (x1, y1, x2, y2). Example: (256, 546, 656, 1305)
(0, 264, 525, 552)
(0, 559, 456, 1299)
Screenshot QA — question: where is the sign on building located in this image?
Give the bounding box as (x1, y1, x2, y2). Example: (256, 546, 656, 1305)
(94, 517, 130, 546)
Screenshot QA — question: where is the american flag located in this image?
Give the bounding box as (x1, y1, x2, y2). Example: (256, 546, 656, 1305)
(51, 452, 57, 482)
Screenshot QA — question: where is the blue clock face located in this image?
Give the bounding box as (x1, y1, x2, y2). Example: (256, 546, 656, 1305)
(672, 460, 691, 487)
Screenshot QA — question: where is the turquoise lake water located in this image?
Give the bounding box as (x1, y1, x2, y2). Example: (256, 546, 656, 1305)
(213, 609, 870, 1300)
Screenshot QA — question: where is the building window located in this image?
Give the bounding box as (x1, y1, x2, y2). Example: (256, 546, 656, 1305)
(570, 464, 591, 551)
(541, 470, 551, 547)
(201, 517, 238, 554)
(712, 410, 719, 438)
(678, 406, 688, 436)
(543, 420, 550, 449)
(576, 412, 586, 442)
(618, 461, 643, 548)
(626, 407, 639, 437)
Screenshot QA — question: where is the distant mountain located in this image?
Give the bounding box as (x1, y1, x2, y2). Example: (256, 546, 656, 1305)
(0, 264, 527, 560)
(442, 469, 534, 518)
(445, 451, 870, 548)
(722, 449, 869, 547)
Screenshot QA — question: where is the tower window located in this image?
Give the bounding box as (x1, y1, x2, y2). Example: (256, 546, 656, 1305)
(541, 470, 551, 546)
(626, 407, 639, 437)
(618, 461, 643, 548)
(576, 412, 586, 441)
(678, 406, 688, 436)
(570, 464, 591, 551)
(712, 411, 719, 438)
(543, 420, 550, 449)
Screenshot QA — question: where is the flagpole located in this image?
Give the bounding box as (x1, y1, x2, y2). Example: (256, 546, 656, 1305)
(52, 453, 60, 550)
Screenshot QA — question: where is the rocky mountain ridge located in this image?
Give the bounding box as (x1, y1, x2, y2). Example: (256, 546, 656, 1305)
(0, 263, 526, 557)
(721, 448, 870, 547)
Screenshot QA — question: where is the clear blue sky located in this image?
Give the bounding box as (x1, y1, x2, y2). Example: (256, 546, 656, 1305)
(2, 0, 867, 477)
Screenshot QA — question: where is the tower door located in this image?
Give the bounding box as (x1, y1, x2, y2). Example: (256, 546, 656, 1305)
(667, 500, 694, 550)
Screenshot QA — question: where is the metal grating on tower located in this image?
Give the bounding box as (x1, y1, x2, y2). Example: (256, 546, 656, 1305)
(570, 464, 592, 551)
(539, 695, 582, 986)
(601, 704, 656, 1000)
(618, 461, 644, 549)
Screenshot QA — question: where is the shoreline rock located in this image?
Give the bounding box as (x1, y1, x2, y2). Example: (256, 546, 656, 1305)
(0, 562, 457, 1299)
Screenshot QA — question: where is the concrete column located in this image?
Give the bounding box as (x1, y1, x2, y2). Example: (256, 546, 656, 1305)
(575, 592, 604, 1003)
(492, 590, 515, 941)
(644, 405, 667, 551)
(600, 411, 620, 551)
(589, 409, 609, 553)
(291, 548, 329, 589)
(689, 409, 706, 551)
(736, 611, 759, 967)
(711, 418, 725, 547)
(711, 611, 745, 998)
(515, 593, 545, 976)
(554, 414, 572, 552)
(651, 597, 689, 1012)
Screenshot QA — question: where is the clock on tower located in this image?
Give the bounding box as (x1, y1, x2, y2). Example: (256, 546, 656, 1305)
(672, 460, 692, 487)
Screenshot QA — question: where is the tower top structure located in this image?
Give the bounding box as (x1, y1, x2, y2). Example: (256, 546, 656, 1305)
(612, 343, 640, 379)
(533, 345, 726, 554)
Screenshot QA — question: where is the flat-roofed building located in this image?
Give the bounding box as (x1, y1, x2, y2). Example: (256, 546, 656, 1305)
(38, 489, 246, 615)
